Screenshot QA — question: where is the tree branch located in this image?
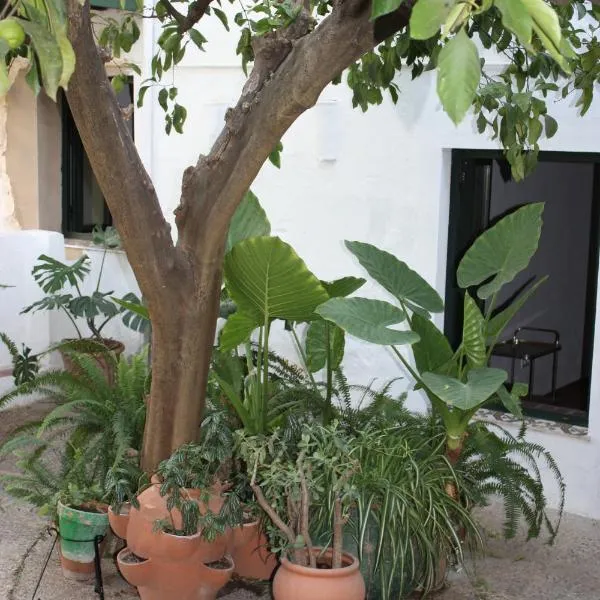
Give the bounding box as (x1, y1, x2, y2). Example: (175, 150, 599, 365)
(160, 0, 213, 33)
(66, 0, 185, 308)
(175, 0, 415, 260)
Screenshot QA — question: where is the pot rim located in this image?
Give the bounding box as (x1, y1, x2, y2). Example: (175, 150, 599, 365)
(117, 547, 150, 565)
(204, 553, 235, 573)
(108, 502, 131, 516)
(57, 500, 109, 515)
(279, 548, 360, 578)
(60, 338, 125, 352)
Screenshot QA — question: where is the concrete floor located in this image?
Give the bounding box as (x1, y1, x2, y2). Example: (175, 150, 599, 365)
(1, 402, 600, 599)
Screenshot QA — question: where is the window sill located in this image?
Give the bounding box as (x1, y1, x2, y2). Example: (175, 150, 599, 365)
(64, 238, 126, 259)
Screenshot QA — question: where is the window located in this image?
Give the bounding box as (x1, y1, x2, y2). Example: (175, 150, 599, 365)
(61, 77, 134, 237)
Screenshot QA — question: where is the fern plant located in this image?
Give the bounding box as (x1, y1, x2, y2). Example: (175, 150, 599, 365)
(0, 348, 150, 513)
(0, 332, 40, 385)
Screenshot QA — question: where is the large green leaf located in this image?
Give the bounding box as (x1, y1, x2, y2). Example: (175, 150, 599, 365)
(457, 203, 544, 299)
(305, 320, 345, 373)
(316, 297, 419, 346)
(495, 0, 533, 47)
(115, 293, 150, 334)
(32, 254, 90, 294)
(421, 368, 507, 411)
(409, 0, 455, 40)
(219, 312, 258, 351)
(21, 293, 72, 314)
(437, 28, 481, 125)
(345, 241, 443, 315)
(223, 236, 328, 324)
(16, 18, 63, 101)
(321, 277, 366, 298)
(462, 293, 485, 367)
(486, 276, 547, 343)
(371, 0, 404, 20)
(69, 292, 119, 320)
(496, 383, 526, 419)
(411, 313, 455, 375)
(40, 0, 75, 88)
(225, 190, 271, 253)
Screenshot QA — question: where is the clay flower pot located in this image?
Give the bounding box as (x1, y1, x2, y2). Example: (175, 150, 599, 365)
(57, 501, 109, 581)
(108, 503, 131, 539)
(60, 338, 124, 383)
(229, 520, 277, 580)
(125, 484, 228, 562)
(272, 548, 365, 600)
(117, 548, 234, 600)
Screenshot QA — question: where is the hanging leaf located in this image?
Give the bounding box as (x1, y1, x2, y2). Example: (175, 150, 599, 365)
(462, 293, 486, 367)
(223, 236, 328, 325)
(370, 0, 404, 21)
(219, 312, 258, 351)
(226, 190, 271, 253)
(316, 297, 419, 346)
(437, 28, 481, 125)
(409, 0, 455, 40)
(321, 276, 366, 299)
(305, 320, 345, 372)
(16, 18, 63, 101)
(495, 0, 533, 47)
(345, 241, 443, 315)
(421, 367, 507, 411)
(457, 203, 544, 299)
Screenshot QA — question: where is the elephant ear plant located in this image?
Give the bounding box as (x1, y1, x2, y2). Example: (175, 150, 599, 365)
(317, 203, 546, 464)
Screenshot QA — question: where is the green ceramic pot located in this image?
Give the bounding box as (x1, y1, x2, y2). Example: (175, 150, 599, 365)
(57, 501, 109, 580)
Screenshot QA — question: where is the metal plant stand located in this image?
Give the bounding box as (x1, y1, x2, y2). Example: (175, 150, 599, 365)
(491, 327, 561, 402)
(31, 527, 105, 600)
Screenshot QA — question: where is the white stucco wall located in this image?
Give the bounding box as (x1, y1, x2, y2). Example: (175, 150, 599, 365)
(130, 10, 600, 519)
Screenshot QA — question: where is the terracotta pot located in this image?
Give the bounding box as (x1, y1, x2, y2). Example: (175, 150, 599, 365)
(272, 548, 365, 600)
(229, 520, 277, 580)
(60, 338, 124, 384)
(125, 483, 228, 562)
(117, 548, 234, 600)
(108, 503, 131, 539)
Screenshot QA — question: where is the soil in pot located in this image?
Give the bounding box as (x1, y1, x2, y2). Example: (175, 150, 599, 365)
(120, 551, 146, 564)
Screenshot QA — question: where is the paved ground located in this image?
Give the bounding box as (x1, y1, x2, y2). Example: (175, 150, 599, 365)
(1, 401, 600, 599)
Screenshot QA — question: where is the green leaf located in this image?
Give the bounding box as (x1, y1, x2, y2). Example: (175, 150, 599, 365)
(486, 276, 547, 342)
(411, 313, 455, 375)
(0, 40, 10, 96)
(496, 384, 524, 419)
(409, 0, 454, 40)
(422, 367, 507, 411)
(114, 293, 150, 334)
(437, 28, 480, 125)
(370, 0, 404, 20)
(226, 190, 271, 253)
(213, 7, 229, 30)
(189, 28, 207, 50)
(69, 292, 119, 320)
(462, 293, 485, 367)
(31, 254, 90, 294)
(316, 297, 419, 346)
(16, 19, 63, 101)
(544, 115, 558, 138)
(457, 203, 544, 299)
(305, 321, 345, 372)
(224, 236, 329, 324)
(21, 294, 72, 314)
(345, 241, 443, 314)
(219, 312, 258, 351)
(494, 0, 532, 46)
(321, 277, 366, 299)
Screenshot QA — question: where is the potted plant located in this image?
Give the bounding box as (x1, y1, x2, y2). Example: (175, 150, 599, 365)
(20, 226, 147, 380)
(115, 442, 241, 600)
(238, 422, 365, 600)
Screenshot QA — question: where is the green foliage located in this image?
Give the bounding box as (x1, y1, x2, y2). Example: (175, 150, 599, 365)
(22, 229, 147, 340)
(0, 332, 40, 385)
(456, 420, 565, 543)
(0, 349, 150, 512)
(153, 440, 242, 538)
(225, 189, 271, 253)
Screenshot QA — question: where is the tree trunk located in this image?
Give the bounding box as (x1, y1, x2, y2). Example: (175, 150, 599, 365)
(141, 248, 225, 471)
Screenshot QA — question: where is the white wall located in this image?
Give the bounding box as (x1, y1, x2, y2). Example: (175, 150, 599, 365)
(132, 9, 600, 518)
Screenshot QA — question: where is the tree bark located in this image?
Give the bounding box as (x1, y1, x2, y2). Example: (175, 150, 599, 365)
(65, 0, 415, 471)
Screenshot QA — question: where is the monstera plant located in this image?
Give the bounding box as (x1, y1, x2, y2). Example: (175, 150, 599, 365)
(317, 203, 546, 463)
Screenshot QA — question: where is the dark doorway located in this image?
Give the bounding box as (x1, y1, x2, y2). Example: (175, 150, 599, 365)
(445, 150, 600, 426)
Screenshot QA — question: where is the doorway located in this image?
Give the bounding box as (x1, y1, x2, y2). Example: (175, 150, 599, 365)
(445, 150, 600, 425)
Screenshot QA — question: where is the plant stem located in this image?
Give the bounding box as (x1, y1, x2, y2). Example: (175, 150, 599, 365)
(289, 327, 318, 392)
(332, 496, 344, 569)
(61, 306, 83, 339)
(297, 452, 315, 568)
(96, 247, 108, 293)
(325, 323, 333, 425)
(262, 320, 270, 434)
